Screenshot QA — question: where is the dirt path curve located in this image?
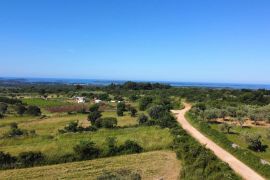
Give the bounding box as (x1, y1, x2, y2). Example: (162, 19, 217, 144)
(171, 103, 265, 180)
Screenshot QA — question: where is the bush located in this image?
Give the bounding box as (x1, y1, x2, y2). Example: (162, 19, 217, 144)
(130, 107, 137, 117)
(88, 111, 102, 125)
(118, 140, 143, 154)
(148, 105, 167, 120)
(116, 109, 124, 116)
(96, 117, 117, 128)
(18, 151, 45, 167)
(26, 106, 41, 116)
(0, 113, 3, 119)
(0, 151, 16, 169)
(5, 123, 25, 137)
(15, 104, 27, 115)
(137, 114, 148, 125)
(59, 121, 97, 134)
(73, 140, 100, 160)
(245, 134, 268, 152)
(106, 137, 118, 156)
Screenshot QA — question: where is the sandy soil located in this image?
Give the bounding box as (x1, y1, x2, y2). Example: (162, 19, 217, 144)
(171, 103, 265, 180)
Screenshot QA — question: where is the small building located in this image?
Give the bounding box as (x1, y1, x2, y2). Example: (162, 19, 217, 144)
(75, 97, 85, 103)
(94, 99, 102, 104)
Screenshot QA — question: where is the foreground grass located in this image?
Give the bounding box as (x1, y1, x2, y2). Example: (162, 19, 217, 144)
(0, 151, 180, 180)
(0, 126, 173, 158)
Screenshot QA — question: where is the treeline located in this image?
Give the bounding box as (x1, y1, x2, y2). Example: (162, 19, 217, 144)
(107, 81, 171, 90)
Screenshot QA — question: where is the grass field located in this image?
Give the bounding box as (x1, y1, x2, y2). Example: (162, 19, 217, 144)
(22, 98, 70, 108)
(0, 126, 172, 159)
(211, 124, 270, 162)
(0, 151, 180, 180)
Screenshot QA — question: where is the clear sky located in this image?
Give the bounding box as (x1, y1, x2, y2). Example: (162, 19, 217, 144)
(0, 0, 270, 84)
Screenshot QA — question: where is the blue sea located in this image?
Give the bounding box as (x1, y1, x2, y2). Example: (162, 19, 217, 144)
(1, 77, 270, 90)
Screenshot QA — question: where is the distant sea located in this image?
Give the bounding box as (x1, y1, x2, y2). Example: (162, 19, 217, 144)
(1, 77, 270, 90)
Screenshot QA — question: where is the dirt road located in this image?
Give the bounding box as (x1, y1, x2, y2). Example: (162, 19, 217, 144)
(171, 103, 265, 180)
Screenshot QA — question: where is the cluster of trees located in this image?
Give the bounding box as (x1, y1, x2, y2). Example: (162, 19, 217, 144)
(88, 104, 118, 129)
(192, 102, 270, 128)
(116, 102, 137, 117)
(0, 102, 41, 118)
(58, 121, 97, 134)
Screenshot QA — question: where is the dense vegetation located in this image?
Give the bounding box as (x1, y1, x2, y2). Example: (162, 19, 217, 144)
(1, 81, 270, 179)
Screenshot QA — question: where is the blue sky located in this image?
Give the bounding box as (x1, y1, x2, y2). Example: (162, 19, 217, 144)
(0, 0, 270, 83)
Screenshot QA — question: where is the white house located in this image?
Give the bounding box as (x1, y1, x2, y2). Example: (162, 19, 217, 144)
(94, 99, 102, 104)
(75, 97, 85, 103)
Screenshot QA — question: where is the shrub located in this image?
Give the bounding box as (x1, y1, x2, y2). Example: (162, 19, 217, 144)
(73, 140, 100, 160)
(137, 114, 148, 125)
(59, 121, 97, 134)
(106, 137, 118, 156)
(118, 140, 143, 154)
(18, 151, 45, 167)
(88, 111, 102, 125)
(130, 107, 137, 117)
(26, 106, 41, 116)
(96, 117, 117, 128)
(5, 123, 25, 137)
(117, 109, 124, 116)
(245, 134, 268, 152)
(15, 104, 27, 115)
(63, 121, 79, 133)
(0, 113, 3, 119)
(0, 151, 16, 169)
(148, 105, 166, 120)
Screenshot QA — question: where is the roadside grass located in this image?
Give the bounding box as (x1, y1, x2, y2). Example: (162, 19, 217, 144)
(0, 126, 173, 158)
(0, 151, 180, 180)
(211, 124, 270, 162)
(187, 112, 270, 178)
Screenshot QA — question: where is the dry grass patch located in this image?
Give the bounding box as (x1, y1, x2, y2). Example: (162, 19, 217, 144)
(0, 151, 180, 180)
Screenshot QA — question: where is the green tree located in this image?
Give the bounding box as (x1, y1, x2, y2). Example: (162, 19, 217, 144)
(15, 104, 26, 116)
(96, 117, 117, 128)
(88, 111, 102, 125)
(220, 123, 233, 134)
(26, 106, 41, 116)
(73, 140, 100, 160)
